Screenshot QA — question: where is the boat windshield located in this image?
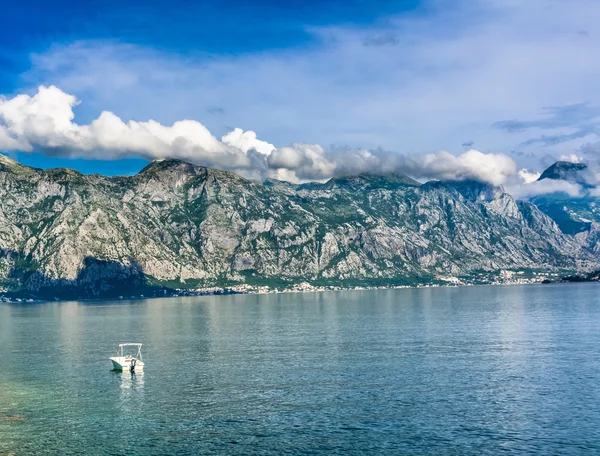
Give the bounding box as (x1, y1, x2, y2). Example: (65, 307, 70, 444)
(117, 343, 143, 360)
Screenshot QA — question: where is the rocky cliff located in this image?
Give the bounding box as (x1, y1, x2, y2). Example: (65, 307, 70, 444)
(0, 155, 596, 298)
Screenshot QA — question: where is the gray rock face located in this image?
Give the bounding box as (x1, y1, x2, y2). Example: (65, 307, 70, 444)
(530, 161, 600, 248)
(0, 156, 596, 298)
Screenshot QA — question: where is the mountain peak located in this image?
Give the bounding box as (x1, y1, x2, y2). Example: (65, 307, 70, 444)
(355, 172, 421, 187)
(0, 154, 18, 166)
(138, 158, 197, 173)
(301, 172, 420, 191)
(538, 161, 588, 182)
(422, 179, 502, 202)
(136, 158, 210, 188)
(0, 154, 39, 175)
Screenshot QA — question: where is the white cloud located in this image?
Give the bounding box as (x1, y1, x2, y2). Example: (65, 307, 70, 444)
(267, 144, 336, 180)
(559, 153, 583, 163)
(507, 179, 583, 199)
(267, 145, 519, 185)
(404, 150, 517, 187)
(0, 85, 253, 170)
(0, 85, 522, 186)
(518, 168, 541, 184)
(0, 128, 27, 151)
(221, 128, 275, 155)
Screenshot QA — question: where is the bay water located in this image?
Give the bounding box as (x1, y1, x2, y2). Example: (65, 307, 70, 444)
(1, 283, 600, 454)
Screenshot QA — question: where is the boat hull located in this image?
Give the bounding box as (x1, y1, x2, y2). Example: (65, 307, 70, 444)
(110, 357, 144, 372)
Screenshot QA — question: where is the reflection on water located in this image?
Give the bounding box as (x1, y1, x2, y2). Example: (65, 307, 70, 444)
(118, 372, 145, 390)
(1, 284, 600, 455)
(118, 372, 145, 418)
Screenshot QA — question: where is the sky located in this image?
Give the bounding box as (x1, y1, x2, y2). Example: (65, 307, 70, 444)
(1, 0, 600, 189)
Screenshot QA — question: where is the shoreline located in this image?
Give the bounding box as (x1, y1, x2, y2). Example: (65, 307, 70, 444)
(1, 276, 596, 304)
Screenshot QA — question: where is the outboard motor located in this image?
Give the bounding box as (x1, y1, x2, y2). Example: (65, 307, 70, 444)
(130, 358, 136, 373)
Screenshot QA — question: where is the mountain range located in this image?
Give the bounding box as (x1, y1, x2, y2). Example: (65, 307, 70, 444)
(0, 154, 598, 299)
(531, 161, 600, 244)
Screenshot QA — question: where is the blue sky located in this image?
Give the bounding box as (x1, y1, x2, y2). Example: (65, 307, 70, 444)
(0, 0, 417, 57)
(1, 0, 599, 182)
(0, 0, 419, 174)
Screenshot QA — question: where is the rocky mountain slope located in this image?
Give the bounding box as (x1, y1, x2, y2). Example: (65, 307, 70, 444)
(530, 161, 600, 250)
(0, 155, 596, 299)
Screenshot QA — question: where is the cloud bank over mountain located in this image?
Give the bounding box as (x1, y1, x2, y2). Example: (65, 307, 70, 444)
(2, 85, 598, 201)
(507, 179, 584, 200)
(0, 85, 524, 186)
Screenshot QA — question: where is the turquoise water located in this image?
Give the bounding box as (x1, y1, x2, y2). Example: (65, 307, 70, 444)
(1, 284, 600, 455)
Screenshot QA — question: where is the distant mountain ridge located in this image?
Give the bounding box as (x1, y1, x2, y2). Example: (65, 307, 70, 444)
(530, 160, 600, 237)
(0, 156, 598, 299)
(537, 161, 588, 183)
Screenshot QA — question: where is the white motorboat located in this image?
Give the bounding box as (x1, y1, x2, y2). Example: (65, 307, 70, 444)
(110, 343, 145, 372)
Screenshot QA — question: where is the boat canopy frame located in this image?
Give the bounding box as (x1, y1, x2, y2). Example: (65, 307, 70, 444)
(116, 343, 143, 361)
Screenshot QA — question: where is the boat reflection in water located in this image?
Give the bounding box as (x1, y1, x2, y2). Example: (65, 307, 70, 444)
(120, 371, 145, 390)
(117, 371, 145, 415)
